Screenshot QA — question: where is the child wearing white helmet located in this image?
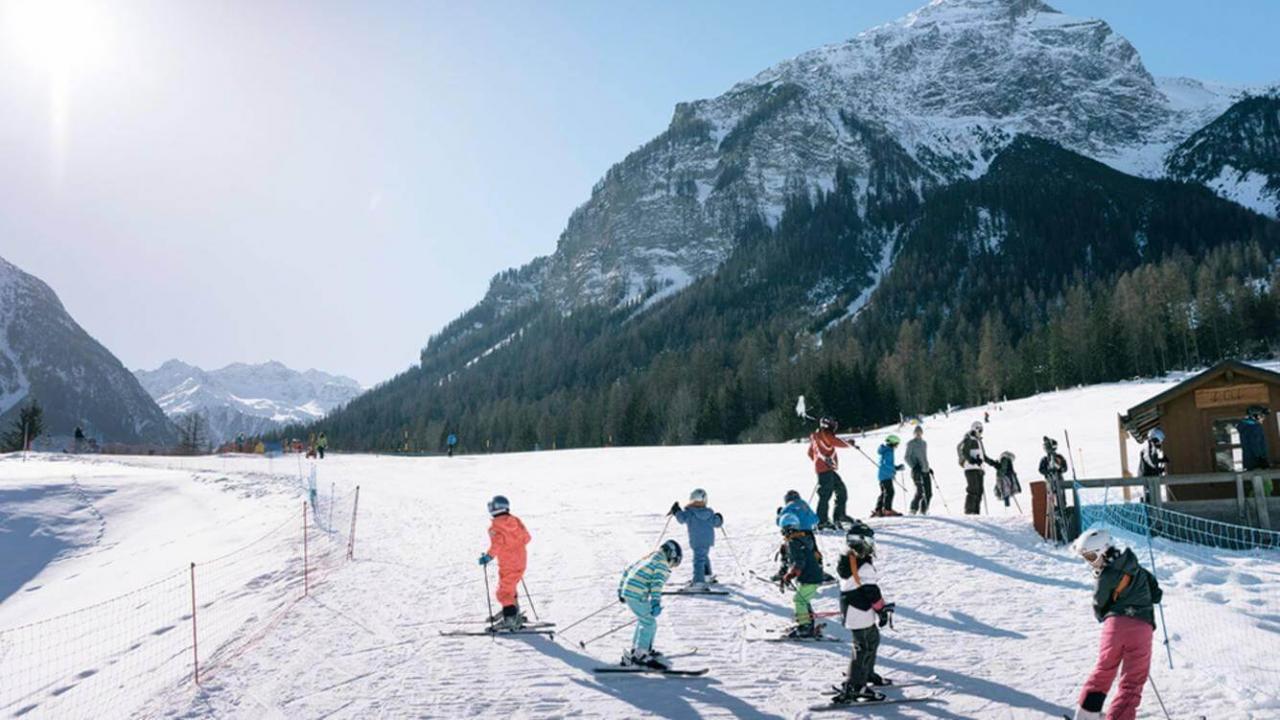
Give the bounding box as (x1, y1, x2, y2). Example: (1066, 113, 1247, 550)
(669, 488, 724, 590)
(1069, 527, 1163, 720)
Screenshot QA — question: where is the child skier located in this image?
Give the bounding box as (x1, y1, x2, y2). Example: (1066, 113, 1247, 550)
(617, 539, 682, 669)
(772, 490, 819, 581)
(993, 451, 1022, 508)
(478, 495, 532, 630)
(872, 435, 904, 517)
(779, 512, 826, 638)
(1069, 528, 1162, 720)
(669, 488, 723, 590)
(833, 523, 895, 704)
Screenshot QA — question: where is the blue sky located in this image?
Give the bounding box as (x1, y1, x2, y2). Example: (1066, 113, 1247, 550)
(1, 0, 1277, 385)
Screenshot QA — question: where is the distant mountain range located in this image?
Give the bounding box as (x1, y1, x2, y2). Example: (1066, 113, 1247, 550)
(134, 360, 364, 445)
(0, 255, 176, 447)
(313, 0, 1280, 451)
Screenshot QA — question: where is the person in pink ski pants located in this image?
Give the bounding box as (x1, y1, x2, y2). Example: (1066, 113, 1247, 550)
(1070, 528, 1162, 720)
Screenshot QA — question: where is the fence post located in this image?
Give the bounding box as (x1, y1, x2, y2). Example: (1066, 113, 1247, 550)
(1235, 474, 1247, 523)
(303, 501, 309, 597)
(189, 562, 200, 685)
(1252, 475, 1273, 531)
(346, 485, 361, 560)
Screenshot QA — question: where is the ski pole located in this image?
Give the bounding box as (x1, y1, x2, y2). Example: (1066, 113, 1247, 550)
(654, 515, 673, 548)
(717, 526, 747, 576)
(1011, 493, 1024, 515)
(931, 470, 952, 514)
(482, 563, 495, 628)
(559, 601, 618, 636)
(855, 445, 908, 493)
(1147, 676, 1173, 720)
(521, 579, 540, 622)
(578, 618, 636, 649)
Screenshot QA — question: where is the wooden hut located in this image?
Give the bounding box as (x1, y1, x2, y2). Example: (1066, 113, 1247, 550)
(1121, 359, 1280, 501)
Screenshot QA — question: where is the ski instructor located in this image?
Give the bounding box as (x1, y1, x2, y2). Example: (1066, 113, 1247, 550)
(809, 417, 854, 530)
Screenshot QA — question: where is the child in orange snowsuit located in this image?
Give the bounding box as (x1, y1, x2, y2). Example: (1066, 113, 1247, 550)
(478, 495, 532, 630)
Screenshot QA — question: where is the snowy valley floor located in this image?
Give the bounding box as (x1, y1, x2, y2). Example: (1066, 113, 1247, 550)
(3, 380, 1280, 719)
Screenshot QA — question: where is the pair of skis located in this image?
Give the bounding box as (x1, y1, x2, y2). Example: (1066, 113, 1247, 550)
(811, 676, 941, 712)
(593, 648, 707, 676)
(438, 621, 557, 638)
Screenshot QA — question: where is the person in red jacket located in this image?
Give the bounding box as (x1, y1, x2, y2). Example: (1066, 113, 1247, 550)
(478, 495, 532, 630)
(809, 417, 854, 529)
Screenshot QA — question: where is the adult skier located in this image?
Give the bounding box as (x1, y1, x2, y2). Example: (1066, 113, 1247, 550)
(832, 524, 895, 704)
(772, 490, 819, 581)
(958, 422, 995, 514)
(618, 539, 682, 669)
(993, 451, 1022, 508)
(779, 512, 826, 638)
(1238, 405, 1271, 472)
(316, 432, 328, 460)
(1137, 429, 1166, 477)
(809, 417, 854, 529)
(447, 432, 459, 458)
(670, 488, 723, 590)
(1039, 437, 1070, 542)
(1069, 528, 1162, 720)
(905, 426, 932, 515)
(871, 435, 904, 517)
(478, 495, 532, 630)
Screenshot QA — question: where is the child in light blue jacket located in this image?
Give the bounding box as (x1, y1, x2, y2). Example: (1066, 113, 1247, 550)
(670, 488, 723, 589)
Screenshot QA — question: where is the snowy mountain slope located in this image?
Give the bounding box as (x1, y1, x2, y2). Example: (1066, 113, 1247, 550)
(133, 360, 363, 445)
(463, 0, 1243, 323)
(4, 371, 1278, 718)
(1167, 94, 1280, 219)
(0, 256, 176, 446)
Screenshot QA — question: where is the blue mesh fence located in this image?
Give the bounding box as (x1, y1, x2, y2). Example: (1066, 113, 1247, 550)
(1078, 494, 1280, 552)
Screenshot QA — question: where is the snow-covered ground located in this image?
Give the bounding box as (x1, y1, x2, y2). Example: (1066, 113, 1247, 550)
(3, 374, 1279, 718)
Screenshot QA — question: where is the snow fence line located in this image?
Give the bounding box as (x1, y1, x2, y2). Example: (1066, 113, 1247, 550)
(0, 486, 361, 720)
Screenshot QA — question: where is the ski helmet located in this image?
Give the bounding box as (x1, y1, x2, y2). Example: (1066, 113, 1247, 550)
(784, 489, 801, 504)
(1000, 451, 1015, 462)
(1070, 527, 1114, 570)
(689, 488, 708, 504)
(845, 519, 874, 541)
(847, 532, 875, 559)
(1042, 436, 1058, 453)
(660, 539, 683, 567)
(1148, 428, 1165, 444)
(885, 435, 901, 447)
(778, 512, 801, 534)
(1247, 405, 1270, 419)
(970, 421, 983, 435)
(487, 495, 510, 516)
(819, 417, 839, 432)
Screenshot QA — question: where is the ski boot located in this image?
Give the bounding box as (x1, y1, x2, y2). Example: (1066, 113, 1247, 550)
(881, 508, 902, 517)
(622, 649, 669, 670)
(496, 605, 524, 631)
(784, 622, 820, 639)
(685, 581, 709, 593)
(831, 683, 886, 704)
(816, 521, 838, 532)
(869, 671, 892, 687)
(707, 575, 719, 585)
(869, 509, 884, 518)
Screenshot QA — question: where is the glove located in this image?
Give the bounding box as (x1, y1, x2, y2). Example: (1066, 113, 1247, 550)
(668, 501, 682, 516)
(478, 553, 493, 566)
(715, 512, 723, 523)
(618, 593, 626, 604)
(650, 601, 662, 617)
(877, 602, 896, 628)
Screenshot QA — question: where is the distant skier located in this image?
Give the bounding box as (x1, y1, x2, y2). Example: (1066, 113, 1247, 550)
(1069, 528, 1162, 720)
(617, 539, 681, 669)
(871, 435, 904, 517)
(958, 422, 995, 514)
(1039, 437, 1070, 542)
(447, 432, 459, 458)
(779, 513, 825, 638)
(478, 495, 532, 630)
(235, 432, 245, 453)
(1137, 429, 1166, 477)
(832, 523, 895, 704)
(316, 432, 328, 460)
(670, 488, 723, 590)
(992, 451, 1022, 508)
(808, 417, 854, 529)
(772, 490, 819, 581)
(905, 425, 932, 515)
(74, 426, 85, 453)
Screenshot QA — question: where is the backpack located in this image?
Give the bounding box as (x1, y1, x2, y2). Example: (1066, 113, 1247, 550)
(956, 438, 968, 467)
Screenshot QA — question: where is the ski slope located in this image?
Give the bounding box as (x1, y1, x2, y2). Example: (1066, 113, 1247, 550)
(2, 374, 1279, 719)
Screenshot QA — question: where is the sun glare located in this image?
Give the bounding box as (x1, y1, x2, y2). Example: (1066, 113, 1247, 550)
(3, 0, 112, 75)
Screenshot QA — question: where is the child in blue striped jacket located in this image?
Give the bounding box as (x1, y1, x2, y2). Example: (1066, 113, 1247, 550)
(617, 539, 682, 669)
